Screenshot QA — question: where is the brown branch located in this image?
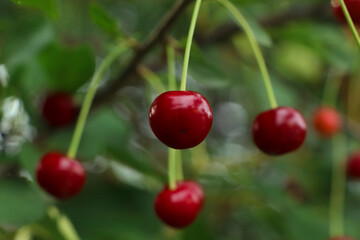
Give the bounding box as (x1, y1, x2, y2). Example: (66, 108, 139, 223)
(94, 0, 194, 106)
(196, 2, 328, 45)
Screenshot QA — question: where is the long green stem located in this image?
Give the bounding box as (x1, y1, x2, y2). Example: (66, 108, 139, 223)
(167, 44, 177, 91)
(168, 148, 177, 190)
(180, 0, 202, 91)
(216, 0, 277, 108)
(67, 44, 127, 158)
(339, 0, 360, 50)
(329, 134, 347, 237)
(176, 150, 184, 181)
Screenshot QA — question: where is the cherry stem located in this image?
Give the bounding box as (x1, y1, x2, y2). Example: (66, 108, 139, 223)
(167, 44, 177, 91)
(329, 134, 347, 237)
(216, 0, 278, 109)
(67, 43, 127, 158)
(338, 0, 360, 49)
(168, 148, 177, 190)
(179, 0, 202, 91)
(137, 65, 167, 93)
(176, 150, 184, 181)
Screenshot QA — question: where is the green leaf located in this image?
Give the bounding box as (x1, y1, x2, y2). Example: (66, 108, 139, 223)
(89, 2, 120, 37)
(11, 0, 59, 19)
(46, 107, 132, 160)
(0, 179, 46, 227)
(187, 43, 231, 89)
(38, 43, 95, 92)
(18, 143, 42, 178)
(59, 176, 164, 240)
(243, 12, 272, 47)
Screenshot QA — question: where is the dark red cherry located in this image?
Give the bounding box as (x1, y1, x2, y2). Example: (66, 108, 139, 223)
(313, 106, 341, 137)
(331, 0, 360, 24)
(329, 237, 355, 240)
(149, 91, 213, 149)
(36, 152, 86, 199)
(154, 181, 204, 228)
(347, 152, 360, 179)
(252, 107, 307, 155)
(42, 92, 77, 127)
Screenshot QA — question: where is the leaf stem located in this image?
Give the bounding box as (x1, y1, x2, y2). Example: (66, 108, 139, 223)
(137, 65, 167, 93)
(67, 43, 127, 158)
(338, 0, 360, 49)
(180, 0, 202, 91)
(322, 70, 342, 107)
(216, 0, 277, 108)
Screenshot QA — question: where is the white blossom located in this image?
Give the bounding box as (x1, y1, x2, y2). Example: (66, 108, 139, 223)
(0, 97, 36, 155)
(0, 65, 9, 87)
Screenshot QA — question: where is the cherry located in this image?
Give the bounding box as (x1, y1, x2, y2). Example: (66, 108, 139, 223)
(42, 91, 77, 127)
(154, 181, 204, 228)
(313, 106, 341, 137)
(329, 237, 355, 240)
(36, 152, 86, 199)
(252, 107, 307, 155)
(347, 152, 360, 179)
(149, 91, 213, 149)
(331, 0, 360, 24)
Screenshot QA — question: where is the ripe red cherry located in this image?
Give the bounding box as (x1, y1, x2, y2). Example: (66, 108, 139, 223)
(331, 0, 360, 24)
(347, 152, 360, 179)
(154, 181, 204, 228)
(149, 91, 213, 149)
(329, 237, 355, 240)
(313, 106, 341, 137)
(42, 92, 77, 127)
(36, 152, 86, 199)
(252, 107, 307, 155)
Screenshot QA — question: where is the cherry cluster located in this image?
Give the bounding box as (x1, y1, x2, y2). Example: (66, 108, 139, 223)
(32, 1, 360, 237)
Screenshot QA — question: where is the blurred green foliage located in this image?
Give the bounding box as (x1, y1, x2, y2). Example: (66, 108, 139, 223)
(1, 0, 360, 239)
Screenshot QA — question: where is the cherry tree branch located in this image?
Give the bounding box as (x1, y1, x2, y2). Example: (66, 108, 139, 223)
(94, 0, 194, 106)
(93, 2, 328, 107)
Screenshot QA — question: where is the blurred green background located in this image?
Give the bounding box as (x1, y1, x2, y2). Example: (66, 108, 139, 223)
(1, 0, 360, 239)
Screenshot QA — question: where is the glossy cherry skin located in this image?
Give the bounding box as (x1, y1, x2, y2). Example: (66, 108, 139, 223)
(149, 91, 213, 149)
(36, 152, 86, 199)
(329, 237, 355, 240)
(332, 0, 360, 24)
(154, 181, 204, 228)
(313, 107, 341, 137)
(347, 152, 360, 179)
(252, 107, 307, 155)
(42, 92, 77, 127)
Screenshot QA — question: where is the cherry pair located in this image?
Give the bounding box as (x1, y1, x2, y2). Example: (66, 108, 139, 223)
(150, 91, 308, 155)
